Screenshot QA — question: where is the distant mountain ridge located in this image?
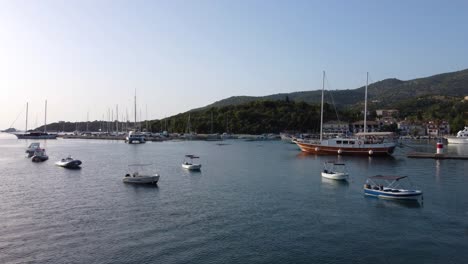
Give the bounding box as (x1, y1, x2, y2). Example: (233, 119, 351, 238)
(195, 68, 468, 110)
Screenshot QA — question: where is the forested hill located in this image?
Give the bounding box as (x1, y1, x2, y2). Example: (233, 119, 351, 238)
(196, 68, 468, 110)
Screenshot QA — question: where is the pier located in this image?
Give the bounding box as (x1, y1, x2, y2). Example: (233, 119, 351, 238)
(407, 152, 468, 160)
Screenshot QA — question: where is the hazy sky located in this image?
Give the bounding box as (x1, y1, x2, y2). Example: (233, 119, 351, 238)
(1, 0, 467, 130)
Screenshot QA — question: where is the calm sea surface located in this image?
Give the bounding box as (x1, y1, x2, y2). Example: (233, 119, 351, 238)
(1, 133, 467, 264)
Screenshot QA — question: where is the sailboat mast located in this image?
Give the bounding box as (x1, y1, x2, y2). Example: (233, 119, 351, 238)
(320, 71, 325, 142)
(146, 105, 148, 131)
(25, 102, 28, 132)
(44, 100, 47, 133)
(116, 105, 119, 132)
(364, 72, 368, 133)
(134, 90, 137, 130)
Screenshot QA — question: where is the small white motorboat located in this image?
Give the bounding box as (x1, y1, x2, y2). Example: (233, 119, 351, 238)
(321, 161, 349, 180)
(26, 142, 41, 157)
(364, 175, 423, 200)
(123, 164, 159, 185)
(182, 155, 202, 170)
(55, 156, 82, 169)
(31, 148, 49, 162)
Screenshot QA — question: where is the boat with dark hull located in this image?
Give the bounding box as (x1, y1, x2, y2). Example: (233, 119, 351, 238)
(55, 156, 82, 169)
(15, 132, 58, 140)
(31, 149, 49, 162)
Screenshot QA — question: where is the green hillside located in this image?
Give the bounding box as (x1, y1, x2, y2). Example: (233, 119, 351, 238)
(37, 68, 468, 134)
(199, 69, 468, 110)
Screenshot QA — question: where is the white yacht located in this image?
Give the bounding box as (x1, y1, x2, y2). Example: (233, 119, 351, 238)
(446, 126, 468, 144)
(125, 131, 146, 144)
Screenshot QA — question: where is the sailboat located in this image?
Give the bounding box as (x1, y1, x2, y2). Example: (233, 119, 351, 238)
(15, 100, 58, 139)
(294, 72, 397, 156)
(125, 90, 146, 144)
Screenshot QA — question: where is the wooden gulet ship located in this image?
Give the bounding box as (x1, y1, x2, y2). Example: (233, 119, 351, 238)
(294, 72, 397, 156)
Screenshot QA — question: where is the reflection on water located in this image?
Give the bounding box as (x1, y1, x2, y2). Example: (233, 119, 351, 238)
(0, 138, 467, 264)
(446, 144, 468, 155)
(367, 197, 423, 209)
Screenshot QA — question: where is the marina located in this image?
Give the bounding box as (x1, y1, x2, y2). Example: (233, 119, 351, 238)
(1, 133, 467, 263)
(1, 1, 468, 263)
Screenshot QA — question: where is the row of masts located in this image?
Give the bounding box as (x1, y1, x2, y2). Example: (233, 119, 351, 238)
(23, 90, 150, 133)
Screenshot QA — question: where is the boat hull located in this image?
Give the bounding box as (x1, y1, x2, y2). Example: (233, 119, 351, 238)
(295, 141, 395, 156)
(446, 137, 468, 144)
(16, 134, 57, 139)
(182, 164, 202, 170)
(55, 160, 82, 169)
(321, 172, 348, 180)
(125, 138, 146, 144)
(123, 175, 159, 184)
(364, 189, 422, 200)
(32, 156, 48, 162)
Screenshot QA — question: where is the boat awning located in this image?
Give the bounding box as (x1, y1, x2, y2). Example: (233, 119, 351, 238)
(368, 175, 407, 181)
(185, 155, 200, 158)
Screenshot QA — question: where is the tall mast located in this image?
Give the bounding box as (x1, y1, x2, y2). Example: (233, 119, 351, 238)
(188, 114, 191, 133)
(146, 104, 148, 131)
(116, 105, 119, 132)
(134, 89, 137, 130)
(44, 100, 47, 133)
(86, 111, 89, 132)
(320, 71, 325, 142)
(364, 72, 368, 133)
(25, 102, 28, 132)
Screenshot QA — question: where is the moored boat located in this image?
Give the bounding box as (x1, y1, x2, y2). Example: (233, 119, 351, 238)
(294, 72, 397, 156)
(295, 132, 397, 156)
(363, 175, 422, 200)
(55, 156, 82, 169)
(182, 155, 202, 170)
(125, 131, 146, 144)
(31, 148, 49, 162)
(123, 164, 159, 185)
(16, 132, 58, 140)
(321, 161, 349, 180)
(26, 142, 41, 157)
(445, 126, 468, 144)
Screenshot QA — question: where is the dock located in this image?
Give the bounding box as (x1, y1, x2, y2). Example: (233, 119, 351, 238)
(407, 152, 468, 160)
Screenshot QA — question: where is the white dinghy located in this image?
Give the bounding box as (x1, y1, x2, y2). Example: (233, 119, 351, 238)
(123, 164, 160, 185)
(182, 155, 202, 170)
(321, 161, 349, 180)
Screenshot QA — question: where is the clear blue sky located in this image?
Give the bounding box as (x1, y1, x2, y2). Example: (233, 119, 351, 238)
(1, 0, 468, 129)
